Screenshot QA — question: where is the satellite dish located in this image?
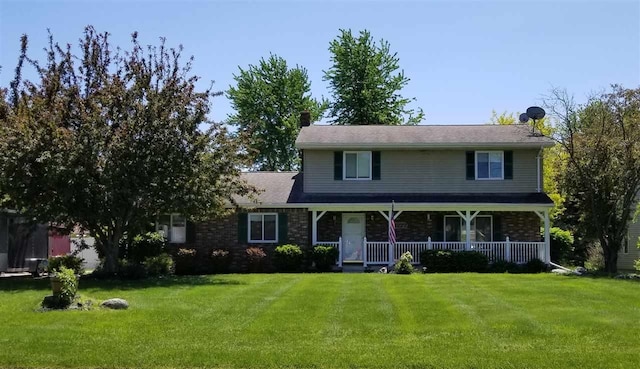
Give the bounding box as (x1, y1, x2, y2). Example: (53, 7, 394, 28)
(518, 113, 530, 124)
(526, 106, 546, 120)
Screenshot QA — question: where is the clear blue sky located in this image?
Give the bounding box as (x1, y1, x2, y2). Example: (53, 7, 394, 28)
(1, 0, 638, 124)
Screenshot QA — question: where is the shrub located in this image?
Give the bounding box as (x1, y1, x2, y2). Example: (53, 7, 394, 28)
(211, 249, 231, 274)
(312, 245, 339, 271)
(394, 251, 414, 274)
(121, 232, 167, 263)
(144, 253, 174, 277)
(489, 259, 520, 273)
(54, 266, 79, 308)
(48, 254, 84, 275)
(585, 242, 605, 271)
(246, 247, 267, 272)
(118, 259, 148, 279)
(545, 227, 574, 263)
(420, 250, 488, 273)
(634, 258, 640, 273)
(274, 244, 303, 272)
(420, 250, 489, 273)
(174, 248, 199, 275)
(524, 258, 547, 273)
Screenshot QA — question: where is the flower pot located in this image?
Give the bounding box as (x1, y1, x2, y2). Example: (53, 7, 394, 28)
(50, 276, 62, 296)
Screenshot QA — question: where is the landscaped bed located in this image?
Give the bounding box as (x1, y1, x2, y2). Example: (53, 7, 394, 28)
(0, 273, 638, 369)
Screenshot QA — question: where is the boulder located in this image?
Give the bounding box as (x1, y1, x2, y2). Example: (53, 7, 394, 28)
(100, 298, 129, 310)
(574, 266, 587, 275)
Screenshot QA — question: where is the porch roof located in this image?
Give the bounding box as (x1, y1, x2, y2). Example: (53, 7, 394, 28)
(236, 172, 554, 208)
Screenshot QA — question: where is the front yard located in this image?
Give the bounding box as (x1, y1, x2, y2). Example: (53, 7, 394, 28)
(0, 273, 638, 369)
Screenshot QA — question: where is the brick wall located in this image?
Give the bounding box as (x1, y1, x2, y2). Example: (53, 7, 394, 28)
(316, 210, 541, 242)
(179, 208, 541, 272)
(181, 208, 309, 272)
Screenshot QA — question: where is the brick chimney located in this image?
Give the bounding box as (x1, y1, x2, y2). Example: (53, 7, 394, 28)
(300, 111, 311, 128)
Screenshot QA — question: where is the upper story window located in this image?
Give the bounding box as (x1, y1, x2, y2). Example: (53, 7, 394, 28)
(344, 151, 371, 180)
(476, 151, 504, 180)
(249, 213, 278, 243)
(156, 214, 186, 243)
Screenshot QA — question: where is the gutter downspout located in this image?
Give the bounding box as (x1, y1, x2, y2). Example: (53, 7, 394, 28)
(536, 148, 543, 193)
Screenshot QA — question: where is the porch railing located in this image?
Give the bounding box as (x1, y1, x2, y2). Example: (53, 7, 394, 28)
(315, 237, 545, 266)
(313, 237, 545, 267)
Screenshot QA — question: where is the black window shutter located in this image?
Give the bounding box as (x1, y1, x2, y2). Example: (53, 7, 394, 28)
(465, 151, 475, 180)
(278, 213, 288, 244)
(334, 151, 343, 180)
(493, 215, 504, 241)
(238, 212, 248, 243)
(186, 221, 196, 244)
(372, 151, 381, 180)
(432, 214, 445, 242)
(504, 151, 513, 180)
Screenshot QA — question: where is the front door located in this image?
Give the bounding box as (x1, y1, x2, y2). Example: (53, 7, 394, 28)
(342, 213, 365, 263)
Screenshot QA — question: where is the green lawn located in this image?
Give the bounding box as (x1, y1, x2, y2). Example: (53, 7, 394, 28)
(0, 273, 638, 369)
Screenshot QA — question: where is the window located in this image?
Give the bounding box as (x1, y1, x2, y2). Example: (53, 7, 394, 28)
(444, 215, 493, 242)
(344, 151, 371, 180)
(476, 151, 504, 180)
(248, 213, 278, 243)
(156, 214, 186, 243)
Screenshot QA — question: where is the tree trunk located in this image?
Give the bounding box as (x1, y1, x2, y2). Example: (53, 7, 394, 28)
(602, 242, 619, 274)
(102, 241, 119, 275)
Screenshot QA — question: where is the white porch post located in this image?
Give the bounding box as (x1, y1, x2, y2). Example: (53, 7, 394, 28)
(465, 210, 471, 251)
(388, 208, 394, 266)
(363, 237, 368, 267)
(544, 210, 551, 264)
(312, 210, 317, 246)
(311, 210, 327, 246)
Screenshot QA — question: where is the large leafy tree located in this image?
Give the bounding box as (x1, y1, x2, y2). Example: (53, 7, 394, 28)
(323, 29, 423, 125)
(0, 27, 254, 273)
(227, 54, 327, 171)
(545, 86, 640, 273)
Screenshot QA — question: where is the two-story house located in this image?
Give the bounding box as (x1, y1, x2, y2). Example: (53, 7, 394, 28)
(178, 114, 556, 271)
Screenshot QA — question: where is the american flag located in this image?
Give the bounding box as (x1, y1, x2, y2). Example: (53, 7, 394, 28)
(389, 201, 396, 246)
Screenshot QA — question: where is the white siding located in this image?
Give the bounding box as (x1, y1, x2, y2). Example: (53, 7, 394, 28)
(618, 217, 640, 271)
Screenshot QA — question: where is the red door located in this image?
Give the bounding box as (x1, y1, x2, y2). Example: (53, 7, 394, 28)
(49, 234, 70, 256)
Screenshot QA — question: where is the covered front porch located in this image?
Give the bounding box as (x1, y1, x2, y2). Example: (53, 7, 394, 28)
(310, 204, 551, 267)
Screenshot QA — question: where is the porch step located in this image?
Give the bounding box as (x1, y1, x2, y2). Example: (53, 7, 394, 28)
(341, 263, 366, 273)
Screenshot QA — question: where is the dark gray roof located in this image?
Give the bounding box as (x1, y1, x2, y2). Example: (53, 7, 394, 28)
(237, 172, 302, 205)
(296, 124, 555, 149)
(237, 172, 553, 206)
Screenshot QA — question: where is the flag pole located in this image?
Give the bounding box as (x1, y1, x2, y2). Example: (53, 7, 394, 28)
(388, 200, 395, 267)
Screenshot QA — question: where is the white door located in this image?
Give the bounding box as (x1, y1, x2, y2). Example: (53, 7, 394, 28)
(342, 213, 365, 262)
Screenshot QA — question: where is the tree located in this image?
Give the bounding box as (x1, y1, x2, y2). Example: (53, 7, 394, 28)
(544, 86, 640, 273)
(227, 54, 327, 171)
(323, 29, 424, 125)
(0, 27, 254, 274)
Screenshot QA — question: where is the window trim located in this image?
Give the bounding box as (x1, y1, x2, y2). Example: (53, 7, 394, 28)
(343, 151, 373, 181)
(443, 215, 493, 242)
(444, 215, 463, 242)
(475, 151, 504, 180)
(247, 212, 279, 243)
(156, 213, 186, 244)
